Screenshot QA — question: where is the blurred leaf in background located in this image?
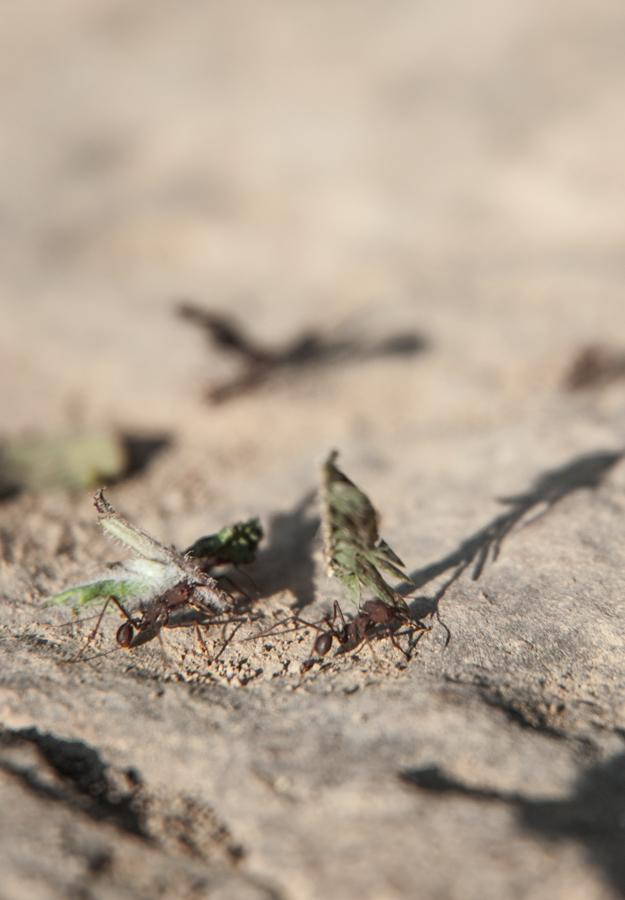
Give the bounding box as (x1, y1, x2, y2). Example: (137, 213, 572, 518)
(0, 433, 127, 497)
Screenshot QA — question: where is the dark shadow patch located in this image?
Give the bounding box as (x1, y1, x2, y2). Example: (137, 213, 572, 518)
(564, 344, 625, 391)
(253, 490, 319, 610)
(118, 432, 171, 480)
(408, 449, 623, 613)
(478, 686, 570, 739)
(401, 753, 625, 897)
(0, 727, 147, 838)
(445, 674, 581, 741)
(0, 483, 19, 502)
(177, 301, 429, 404)
(0, 726, 247, 867)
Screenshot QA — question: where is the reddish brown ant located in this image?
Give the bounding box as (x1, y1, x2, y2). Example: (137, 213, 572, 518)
(113, 583, 198, 650)
(306, 599, 430, 663)
(67, 582, 254, 664)
(252, 598, 432, 671)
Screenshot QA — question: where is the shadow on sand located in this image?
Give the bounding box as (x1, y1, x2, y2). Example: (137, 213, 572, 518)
(178, 301, 429, 405)
(407, 449, 623, 617)
(252, 490, 319, 610)
(401, 752, 625, 897)
(0, 726, 146, 837)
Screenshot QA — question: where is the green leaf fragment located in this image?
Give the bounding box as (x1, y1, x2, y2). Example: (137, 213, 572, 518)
(321, 451, 411, 610)
(46, 490, 250, 616)
(185, 518, 263, 566)
(46, 578, 145, 609)
(46, 490, 185, 610)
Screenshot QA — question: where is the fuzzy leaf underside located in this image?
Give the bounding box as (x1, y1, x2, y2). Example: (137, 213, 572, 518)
(46, 554, 189, 610)
(46, 491, 238, 615)
(94, 489, 178, 565)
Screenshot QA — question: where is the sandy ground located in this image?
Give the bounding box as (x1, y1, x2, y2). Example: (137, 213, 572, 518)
(2, 2, 625, 898)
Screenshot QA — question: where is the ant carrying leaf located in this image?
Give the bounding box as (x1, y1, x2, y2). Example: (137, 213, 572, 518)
(317, 451, 435, 660)
(321, 450, 413, 611)
(46, 490, 247, 659)
(113, 583, 253, 665)
(251, 452, 430, 666)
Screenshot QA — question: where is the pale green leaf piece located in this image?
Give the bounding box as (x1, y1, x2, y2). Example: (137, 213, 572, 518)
(46, 490, 228, 614)
(46, 579, 146, 609)
(321, 450, 411, 610)
(93, 489, 179, 565)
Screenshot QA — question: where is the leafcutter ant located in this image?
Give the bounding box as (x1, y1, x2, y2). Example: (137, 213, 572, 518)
(251, 598, 431, 672)
(46, 489, 256, 663)
(301, 599, 430, 667)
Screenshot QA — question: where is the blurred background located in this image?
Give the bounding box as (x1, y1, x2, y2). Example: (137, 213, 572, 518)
(1, 0, 625, 488)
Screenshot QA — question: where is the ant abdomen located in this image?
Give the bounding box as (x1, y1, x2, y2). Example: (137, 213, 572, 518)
(313, 631, 333, 656)
(116, 621, 134, 648)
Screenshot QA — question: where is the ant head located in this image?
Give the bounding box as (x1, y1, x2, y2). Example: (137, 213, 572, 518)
(313, 631, 334, 656)
(116, 621, 134, 648)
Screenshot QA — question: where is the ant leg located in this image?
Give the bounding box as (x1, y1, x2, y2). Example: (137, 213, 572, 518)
(212, 619, 245, 664)
(156, 629, 174, 666)
(244, 613, 322, 642)
(388, 630, 411, 661)
(333, 601, 347, 629)
(407, 626, 430, 656)
(194, 623, 210, 655)
(109, 596, 138, 626)
(434, 609, 452, 647)
(359, 631, 378, 660)
(232, 564, 261, 597)
(216, 573, 251, 602)
(74, 645, 128, 664)
(45, 611, 103, 629)
(42, 610, 105, 641)
(66, 597, 112, 662)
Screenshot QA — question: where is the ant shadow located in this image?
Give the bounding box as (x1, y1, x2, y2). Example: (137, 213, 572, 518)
(401, 751, 625, 897)
(406, 449, 623, 618)
(252, 489, 319, 610)
(177, 301, 429, 404)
